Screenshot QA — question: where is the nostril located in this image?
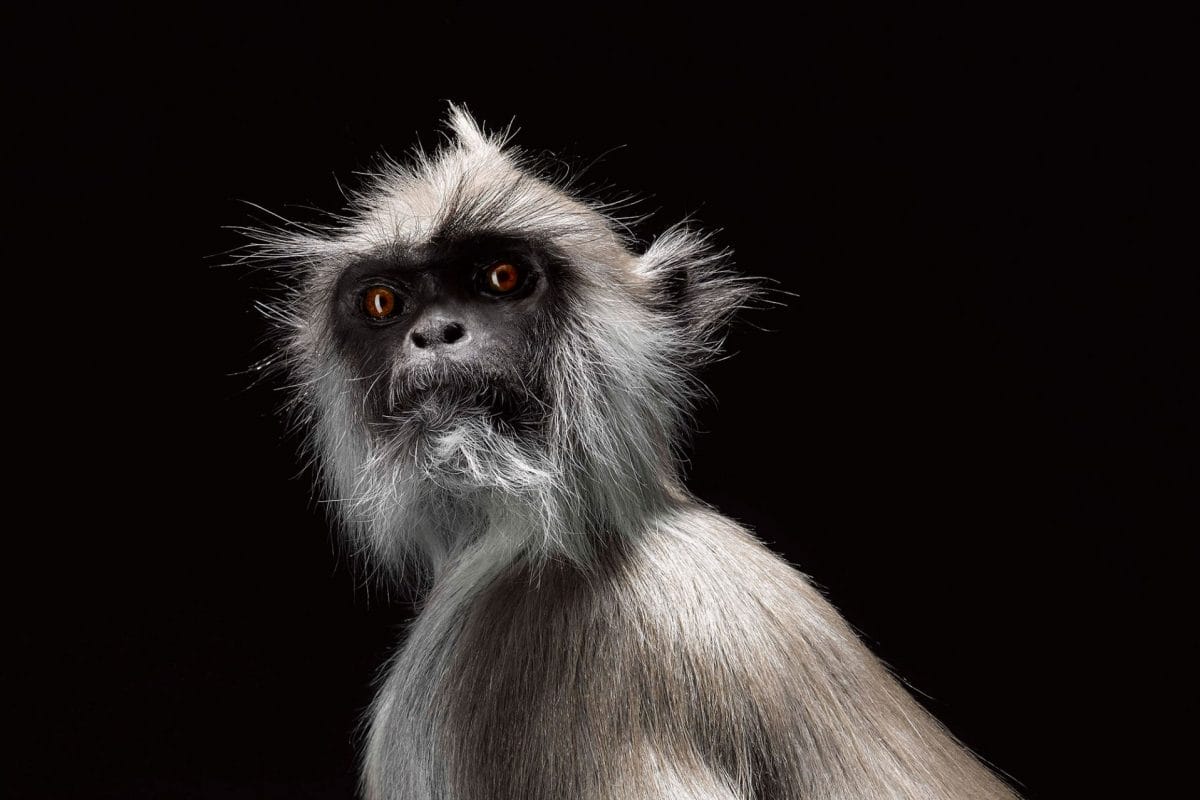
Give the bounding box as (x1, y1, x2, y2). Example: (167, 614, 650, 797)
(411, 321, 464, 349)
(441, 322, 465, 344)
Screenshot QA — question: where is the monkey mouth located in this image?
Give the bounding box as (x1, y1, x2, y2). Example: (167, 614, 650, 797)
(384, 378, 545, 432)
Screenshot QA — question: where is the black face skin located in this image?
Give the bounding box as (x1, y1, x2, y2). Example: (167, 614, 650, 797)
(329, 232, 566, 431)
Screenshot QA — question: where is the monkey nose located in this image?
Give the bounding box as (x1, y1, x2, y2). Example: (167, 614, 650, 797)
(409, 318, 468, 350)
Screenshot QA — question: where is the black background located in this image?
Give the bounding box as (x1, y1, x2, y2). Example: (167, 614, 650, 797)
(9, 5, 1192, 799)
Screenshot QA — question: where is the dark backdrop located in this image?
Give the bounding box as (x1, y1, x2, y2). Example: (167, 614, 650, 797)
(9, 5, 1191, 799)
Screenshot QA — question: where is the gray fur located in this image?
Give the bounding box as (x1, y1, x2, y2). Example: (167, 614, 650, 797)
(246, 104, 1018, 799)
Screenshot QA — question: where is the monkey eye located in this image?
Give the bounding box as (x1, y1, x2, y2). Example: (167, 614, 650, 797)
(479, 261, 523, 296)
(363, 286, 398, 320)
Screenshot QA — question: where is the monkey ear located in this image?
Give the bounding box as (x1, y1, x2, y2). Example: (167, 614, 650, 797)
(635, 224, 758, 359)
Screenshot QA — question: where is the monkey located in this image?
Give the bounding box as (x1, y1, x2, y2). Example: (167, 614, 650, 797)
(245, 104, 1019, 800)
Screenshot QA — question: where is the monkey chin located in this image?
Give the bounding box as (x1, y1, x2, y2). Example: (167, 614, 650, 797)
(379, 381, 551, 489)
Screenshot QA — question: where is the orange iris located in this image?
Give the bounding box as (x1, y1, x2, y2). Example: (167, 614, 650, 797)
(487, 262, 520, 294)
(364, 286, 396, 318)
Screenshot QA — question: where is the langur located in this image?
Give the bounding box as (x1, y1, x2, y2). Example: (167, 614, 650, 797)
(247, 104, 1018, 800)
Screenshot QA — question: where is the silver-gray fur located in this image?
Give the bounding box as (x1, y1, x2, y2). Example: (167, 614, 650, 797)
(246, 104, 1018, 799)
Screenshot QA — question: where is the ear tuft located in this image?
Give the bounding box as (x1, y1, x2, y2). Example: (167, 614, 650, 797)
(637, 224, 762, 362)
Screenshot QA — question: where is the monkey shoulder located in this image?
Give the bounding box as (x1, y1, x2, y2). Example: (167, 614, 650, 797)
(621, 503, 861, 672)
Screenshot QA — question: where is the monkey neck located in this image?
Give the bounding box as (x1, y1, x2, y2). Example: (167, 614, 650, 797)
(411, 467, 686, 580)
(376, 414, 689, 582)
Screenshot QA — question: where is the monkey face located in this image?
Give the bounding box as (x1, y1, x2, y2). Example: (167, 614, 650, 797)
(326, 232, 563, 439)
(252, 105, 754, 559)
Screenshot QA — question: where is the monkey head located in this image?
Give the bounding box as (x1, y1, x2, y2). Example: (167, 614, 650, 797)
(249, 105, 755, 572)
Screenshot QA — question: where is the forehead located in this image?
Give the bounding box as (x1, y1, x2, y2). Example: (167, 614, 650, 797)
(340, 145, 630, 267)
(339, 231, 562, 281)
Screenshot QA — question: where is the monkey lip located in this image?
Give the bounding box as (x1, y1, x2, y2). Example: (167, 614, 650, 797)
(404, 382, 498, 405)
(389, 380, 540, 425)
